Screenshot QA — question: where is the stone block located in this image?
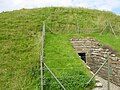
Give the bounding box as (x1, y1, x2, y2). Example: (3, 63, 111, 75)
(71, 38, 120, 87)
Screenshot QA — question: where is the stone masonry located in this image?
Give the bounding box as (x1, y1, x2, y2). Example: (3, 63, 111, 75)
(71, 38, 120, 86)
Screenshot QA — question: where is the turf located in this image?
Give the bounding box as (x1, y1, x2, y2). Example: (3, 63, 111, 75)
(0, 7, 120, 90)
(44, 33, 94, 90)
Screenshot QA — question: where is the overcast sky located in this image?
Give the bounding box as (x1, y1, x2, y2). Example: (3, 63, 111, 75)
(0, 0, 120, 14)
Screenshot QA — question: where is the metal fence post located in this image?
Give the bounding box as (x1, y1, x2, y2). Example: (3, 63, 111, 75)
(40, 21, 45, 90)
(107, 51, 110, 90)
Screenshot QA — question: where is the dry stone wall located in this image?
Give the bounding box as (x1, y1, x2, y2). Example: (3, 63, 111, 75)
(71, 38, 120, 86)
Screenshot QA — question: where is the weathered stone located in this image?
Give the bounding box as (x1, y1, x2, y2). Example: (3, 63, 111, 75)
(111, 57, 117, 61)
(71, 38, 120, 87)
(111, 54, 116, 57)
(95, 82, 103, 87)
(118, 70, 120, 75)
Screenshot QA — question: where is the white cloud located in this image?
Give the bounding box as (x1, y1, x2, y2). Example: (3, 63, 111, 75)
(0, 0, 120, 14)
(72, 0, 120, 11)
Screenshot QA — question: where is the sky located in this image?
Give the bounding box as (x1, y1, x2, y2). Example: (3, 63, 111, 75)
(0, 0, 120, 15)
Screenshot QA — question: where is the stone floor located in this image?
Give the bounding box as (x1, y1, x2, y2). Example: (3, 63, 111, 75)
(93, 76, 120, 90)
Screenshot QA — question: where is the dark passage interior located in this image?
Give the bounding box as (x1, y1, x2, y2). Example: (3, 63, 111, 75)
(78, 53, 86, 63)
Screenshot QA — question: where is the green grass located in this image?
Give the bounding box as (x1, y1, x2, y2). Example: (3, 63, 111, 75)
(0, 10, 42, 90)
(0, 7, 120, 90)
(88, 33, 120, 56)
(44, 33, 94, 90)
(0, 28, 41, 89)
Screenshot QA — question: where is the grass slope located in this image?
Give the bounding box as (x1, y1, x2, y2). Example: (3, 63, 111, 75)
(0, 7, 120, 90)
(44, 33, 94, 89)
(0, 10, 42, 90)
(0, 28, 41, 89)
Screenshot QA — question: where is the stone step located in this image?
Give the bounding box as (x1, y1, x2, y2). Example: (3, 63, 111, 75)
(95, 82, 103, 87)
(92, 87, 103, 90)
(92, 77, 103, 90)
(95, 78, 100, 83)
(92, 80, 103, 90)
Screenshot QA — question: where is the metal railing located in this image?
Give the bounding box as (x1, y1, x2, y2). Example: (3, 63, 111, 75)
(40, 21, 66, 90)
(85, 49, 111, 90)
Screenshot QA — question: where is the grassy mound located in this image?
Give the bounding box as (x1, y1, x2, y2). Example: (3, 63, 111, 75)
(0, 7, 120, 90)
(0, 9, 42, 90)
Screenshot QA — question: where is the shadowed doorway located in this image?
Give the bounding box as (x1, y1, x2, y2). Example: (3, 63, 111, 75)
(78, 53, 86, 63)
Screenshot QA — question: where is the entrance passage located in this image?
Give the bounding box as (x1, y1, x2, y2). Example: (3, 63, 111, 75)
(78, 53, 86, 63)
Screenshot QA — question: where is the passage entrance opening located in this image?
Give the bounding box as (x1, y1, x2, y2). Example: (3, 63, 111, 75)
(78, 53, 86, 63)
